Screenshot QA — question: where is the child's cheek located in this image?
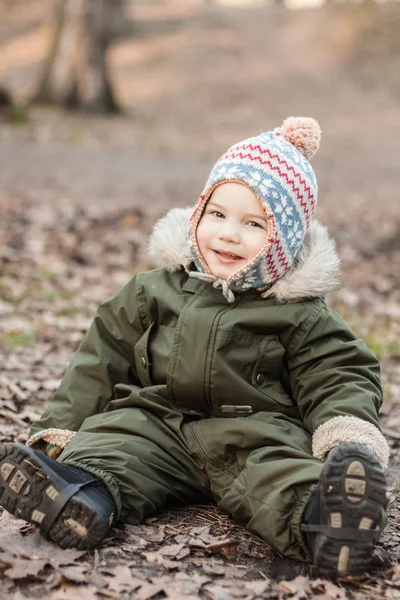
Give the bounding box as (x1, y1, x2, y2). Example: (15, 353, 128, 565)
(196, 219, 208, 253)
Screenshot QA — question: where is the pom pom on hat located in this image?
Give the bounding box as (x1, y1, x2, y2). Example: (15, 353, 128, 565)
(275, 116, 321, 161)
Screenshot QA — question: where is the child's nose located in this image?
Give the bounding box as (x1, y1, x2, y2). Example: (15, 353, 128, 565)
(218, 221, 240, 243)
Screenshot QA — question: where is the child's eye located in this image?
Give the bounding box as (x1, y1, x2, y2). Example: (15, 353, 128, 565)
(210, 211, 224, 218)
(247, 221, 262, 228)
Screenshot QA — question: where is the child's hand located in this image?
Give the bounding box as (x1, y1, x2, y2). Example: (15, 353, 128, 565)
(31, 440, 63, 459)
(45, 443, 63, 459)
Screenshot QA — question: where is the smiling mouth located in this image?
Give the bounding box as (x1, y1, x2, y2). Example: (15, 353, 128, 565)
(213, 249, 243, 262)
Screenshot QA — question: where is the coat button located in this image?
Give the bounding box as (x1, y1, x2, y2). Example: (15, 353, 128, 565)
(141, 357, 147, 368)
(256, 373, 265, 385)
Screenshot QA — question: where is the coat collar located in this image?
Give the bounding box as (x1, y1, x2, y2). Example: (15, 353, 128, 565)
(148, 207, 340, 304)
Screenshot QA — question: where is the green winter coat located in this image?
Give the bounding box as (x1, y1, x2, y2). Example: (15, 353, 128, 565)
(28, 211, 389, 561)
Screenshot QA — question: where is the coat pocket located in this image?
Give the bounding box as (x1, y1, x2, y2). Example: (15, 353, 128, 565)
(134, 321, 156, 386)
(251, 335, 293, 406)
(212, 331, 293, 415)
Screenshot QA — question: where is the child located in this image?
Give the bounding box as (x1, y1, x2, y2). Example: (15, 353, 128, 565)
(0, 117, 389, 577)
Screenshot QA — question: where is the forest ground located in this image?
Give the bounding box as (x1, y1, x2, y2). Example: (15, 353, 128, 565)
(0, 1, 400, 598)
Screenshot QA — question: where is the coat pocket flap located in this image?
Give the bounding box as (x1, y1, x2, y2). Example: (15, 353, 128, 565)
(252, 336, 293, 406)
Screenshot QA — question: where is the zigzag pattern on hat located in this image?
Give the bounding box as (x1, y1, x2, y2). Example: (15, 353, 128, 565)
(223, 145, 317, 224)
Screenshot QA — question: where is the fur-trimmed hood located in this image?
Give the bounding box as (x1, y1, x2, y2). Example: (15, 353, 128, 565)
(148, 207, 340, 304)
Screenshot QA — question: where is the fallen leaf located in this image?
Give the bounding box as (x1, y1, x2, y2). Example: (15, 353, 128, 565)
(101, 566, 143, 594)
(136, 582, 166, 600)
(159, 543, 188, 558)
(244, 579, 271, 594)
(279, 575, 312, 596)
(136, 525, 166, 543)
(50, 582, 101, 600)
(202, 563, 227, 575)
(142, 552, 182, 570)
(58, 565, 88, 584)
(2, 554, 48, 579)
(86, 571, 108, 589)
(311, 578, 346, 598)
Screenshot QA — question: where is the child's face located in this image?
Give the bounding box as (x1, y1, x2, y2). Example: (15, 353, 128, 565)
(196, 183, 268, 280)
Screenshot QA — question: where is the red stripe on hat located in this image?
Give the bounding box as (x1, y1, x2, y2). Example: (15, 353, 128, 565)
(265, 238, 290, 280)
(266, 252, 280, 281)
(275, 238, 290, 271)
(220, 147, 316, 222)
(224, 145, 314, 193)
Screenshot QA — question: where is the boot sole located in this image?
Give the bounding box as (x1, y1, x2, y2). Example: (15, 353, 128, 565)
(0, 444, 108, 550)
(315, 443, 387, 577)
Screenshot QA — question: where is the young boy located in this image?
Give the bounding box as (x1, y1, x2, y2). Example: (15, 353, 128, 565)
(0, 117, 389, 577)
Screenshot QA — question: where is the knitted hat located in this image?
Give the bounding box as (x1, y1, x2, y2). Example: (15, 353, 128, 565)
(189, 116, 321, 292)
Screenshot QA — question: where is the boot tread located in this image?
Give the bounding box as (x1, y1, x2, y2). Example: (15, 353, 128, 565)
(0, 444, 113, 551)
(308, 443, 387, 577)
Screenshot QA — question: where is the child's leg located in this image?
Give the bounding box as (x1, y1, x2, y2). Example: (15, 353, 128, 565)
(58, 407, 212, 525)
(184, 413, 322, 561)
(183, 414, 387, 574)
(0, 407, 212, 549)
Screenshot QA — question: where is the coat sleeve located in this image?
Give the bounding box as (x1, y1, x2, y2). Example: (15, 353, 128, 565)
(287, 302, 390, 468)
(27, 275, 146, 450)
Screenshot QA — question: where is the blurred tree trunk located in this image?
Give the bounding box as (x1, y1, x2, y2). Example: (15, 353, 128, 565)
(32, 0, 125, 113)
(0, 87, 14, 120)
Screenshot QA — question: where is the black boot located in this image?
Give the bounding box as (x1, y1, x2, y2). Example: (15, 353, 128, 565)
(0, 443, 117, 550)
(301, 443, 387, 577)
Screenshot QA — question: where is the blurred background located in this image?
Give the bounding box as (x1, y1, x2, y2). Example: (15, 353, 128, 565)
(0, 0, 399, 425)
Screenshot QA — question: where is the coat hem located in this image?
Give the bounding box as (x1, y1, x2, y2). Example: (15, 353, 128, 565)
(291, 485, 317, 563)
